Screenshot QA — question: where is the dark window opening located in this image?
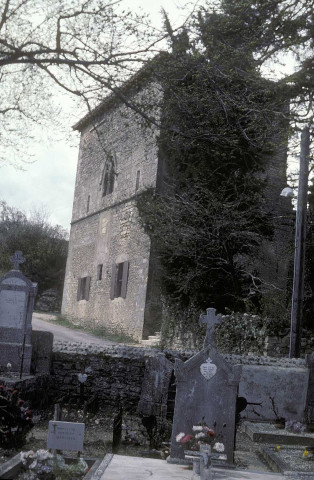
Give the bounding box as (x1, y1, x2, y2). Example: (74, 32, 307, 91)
(86, 195, 90, 213)
(102, 156, 115, 197)
(135, 170, 140, 191)
(110, 261, 129, 299)
(97, 264, 103, 281)
(77, 276, 91, 301)
(116, 262, 124, 297)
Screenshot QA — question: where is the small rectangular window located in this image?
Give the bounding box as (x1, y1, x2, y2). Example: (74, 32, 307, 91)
(110, 261, 129, 299)
(135, 170, 140, 191)
(77, 276, 91, 301)
(97, 264, 103, 281)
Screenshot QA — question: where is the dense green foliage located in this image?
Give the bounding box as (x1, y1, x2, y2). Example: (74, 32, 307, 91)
(0, 201, 68, 295)
(138, 5, 290, 322)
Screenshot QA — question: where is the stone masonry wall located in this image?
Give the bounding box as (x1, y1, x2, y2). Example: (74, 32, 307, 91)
(50, 346, 154, 412)
(62, 84, 161, 340)
(46, 343, 310, 424)
(3, 343, 310, 423)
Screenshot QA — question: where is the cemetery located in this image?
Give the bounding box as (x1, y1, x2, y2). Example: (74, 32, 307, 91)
(0, 255, 313, 480)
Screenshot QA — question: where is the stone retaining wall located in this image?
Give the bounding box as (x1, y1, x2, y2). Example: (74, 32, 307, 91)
(51, 349, 147, 411)
(2, 344, 311, 424)
(49, 345, 310, 423)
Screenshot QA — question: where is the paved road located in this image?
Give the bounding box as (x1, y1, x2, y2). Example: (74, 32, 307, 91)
(32, 312, 116, 346)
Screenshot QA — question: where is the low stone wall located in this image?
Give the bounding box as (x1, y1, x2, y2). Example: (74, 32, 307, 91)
(264, 333, 314, 357)
(49, 343, 311, 423)
(50, 345, 160, 412)
(2, 342, 311, 424)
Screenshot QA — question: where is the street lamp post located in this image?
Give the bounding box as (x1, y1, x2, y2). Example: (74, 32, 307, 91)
(289, 126, 310, 358)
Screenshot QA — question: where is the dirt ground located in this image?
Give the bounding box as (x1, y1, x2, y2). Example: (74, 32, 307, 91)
(0, 407, 165, 467)
(0, 408, 276, 474)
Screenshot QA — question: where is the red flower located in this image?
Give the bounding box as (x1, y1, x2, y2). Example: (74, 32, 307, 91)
(204, 427, 215, 436)
(180, 434, 194, 444)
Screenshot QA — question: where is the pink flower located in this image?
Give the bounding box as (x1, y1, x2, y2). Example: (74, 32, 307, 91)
(204, 427, 215, 436)
(180, 434, 194, 444)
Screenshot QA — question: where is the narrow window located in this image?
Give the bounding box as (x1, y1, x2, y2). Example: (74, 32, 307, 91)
(86, 195, 90, 213)
(77, 276, 91, 301)
(110, 261, 129, 299)
(97, 264, 103, 281)
(116, 262, 124, 297)
(135, 170, 140, 191)
(101, 156, 115, 197)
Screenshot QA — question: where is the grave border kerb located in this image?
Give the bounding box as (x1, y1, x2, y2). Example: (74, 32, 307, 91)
(0, 270, 37, 296)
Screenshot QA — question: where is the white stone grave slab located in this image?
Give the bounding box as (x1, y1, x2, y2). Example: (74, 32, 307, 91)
(47, 421, 85, 452)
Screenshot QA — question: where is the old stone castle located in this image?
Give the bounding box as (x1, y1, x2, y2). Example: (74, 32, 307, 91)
(61, 73, 291, 342)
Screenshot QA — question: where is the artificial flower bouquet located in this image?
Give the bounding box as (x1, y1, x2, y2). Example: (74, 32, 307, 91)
(176, 420, 225, 454)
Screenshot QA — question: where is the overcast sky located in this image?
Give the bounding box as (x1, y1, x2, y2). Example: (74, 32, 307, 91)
(0, 0, 190, 231)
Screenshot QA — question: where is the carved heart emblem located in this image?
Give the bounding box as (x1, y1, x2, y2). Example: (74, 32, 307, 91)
(78, 373, 88, 383)
(200, 358, 217, 381)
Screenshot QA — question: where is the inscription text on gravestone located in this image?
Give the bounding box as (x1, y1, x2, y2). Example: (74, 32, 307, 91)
(200, 358, 217, 381)
(0, 289, 26, 329)
(47, 421, 85, 452)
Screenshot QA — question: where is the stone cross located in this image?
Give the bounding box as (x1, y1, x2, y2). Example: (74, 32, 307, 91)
(10, 251, 25, 270)
(199, 308, 222, 348)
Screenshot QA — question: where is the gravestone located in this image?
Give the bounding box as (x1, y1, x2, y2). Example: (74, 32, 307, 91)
(0, 251, 37, 375)
(31, 330, 53, 374)
(137, 352, 174, 417)
(169, 308, 241, 465)
(199, 308, 222, 348)
(305, 352, 314, 425)
(47, 421, 85, 452)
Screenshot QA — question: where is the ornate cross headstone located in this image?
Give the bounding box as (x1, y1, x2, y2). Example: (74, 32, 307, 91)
(199, 308, 222, 348)
(10, 251, 25, 270)
(0, 252, 37, 376)
(169, 307, 241, 466)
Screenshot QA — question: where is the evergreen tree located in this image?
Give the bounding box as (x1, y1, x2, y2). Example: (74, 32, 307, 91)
(137, 4, 293, 324)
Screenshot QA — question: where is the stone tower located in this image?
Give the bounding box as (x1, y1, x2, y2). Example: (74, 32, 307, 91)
(61, 81, 163, 341)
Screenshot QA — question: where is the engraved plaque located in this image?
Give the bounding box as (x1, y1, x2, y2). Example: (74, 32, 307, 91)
(47, 421, 85, 451)
(200, 358, 217, 381)
(0, 289, 27, 328)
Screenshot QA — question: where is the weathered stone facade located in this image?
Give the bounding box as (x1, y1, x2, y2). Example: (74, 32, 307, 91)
(62, 83, 162, 341)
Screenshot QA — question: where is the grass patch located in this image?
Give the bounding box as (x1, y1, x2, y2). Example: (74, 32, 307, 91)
(36, 313, 138, 345)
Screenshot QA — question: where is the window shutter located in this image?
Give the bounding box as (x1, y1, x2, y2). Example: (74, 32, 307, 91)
(110, 264, 116, 299)
(77, 278, 82, 301)
(85, 276, 91, 301)
(121, 261, 129, 299)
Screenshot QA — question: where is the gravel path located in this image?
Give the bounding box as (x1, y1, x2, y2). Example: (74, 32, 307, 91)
(32, 312, 116, 347)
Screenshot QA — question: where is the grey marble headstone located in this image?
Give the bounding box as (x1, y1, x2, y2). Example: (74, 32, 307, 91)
(169, 342, 241, 465)
(0, 252, 37, 375)
(137, 353, 173, 417)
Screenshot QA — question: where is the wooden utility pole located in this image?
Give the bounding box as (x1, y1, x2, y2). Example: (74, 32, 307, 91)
(289, 126, 310, 358)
